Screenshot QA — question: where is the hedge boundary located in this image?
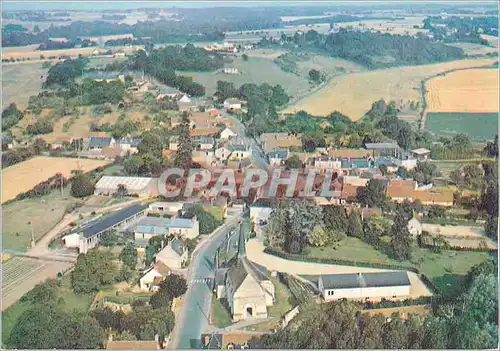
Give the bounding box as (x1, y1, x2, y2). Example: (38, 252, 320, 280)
(263, 247, 440, 293)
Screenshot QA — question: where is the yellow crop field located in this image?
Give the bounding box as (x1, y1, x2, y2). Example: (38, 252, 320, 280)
(2, 156, 111, 203)
(426, 68, 499, 113)
(284, 58, 498, 120)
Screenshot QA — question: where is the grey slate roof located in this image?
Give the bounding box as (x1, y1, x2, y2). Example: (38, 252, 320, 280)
(79, 204, 147, 238)
(170, 238, 186, 256)
(89, 136, 112, 148)
(119, 137, 142, 147)
(320, 271, 410, 290)
(268, 149, 288, 159)
(170, 217, 195, 229)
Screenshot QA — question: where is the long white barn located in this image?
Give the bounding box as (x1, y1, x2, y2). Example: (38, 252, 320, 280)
(318, 271, 411, 301)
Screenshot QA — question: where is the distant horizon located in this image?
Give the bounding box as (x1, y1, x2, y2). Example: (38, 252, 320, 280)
(2, 0, 498, 12)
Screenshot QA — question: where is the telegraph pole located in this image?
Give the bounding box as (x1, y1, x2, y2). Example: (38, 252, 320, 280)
(28, 221, 35, 248)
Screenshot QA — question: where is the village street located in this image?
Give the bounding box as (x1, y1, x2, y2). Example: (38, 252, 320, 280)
(169, 210, 246, 349)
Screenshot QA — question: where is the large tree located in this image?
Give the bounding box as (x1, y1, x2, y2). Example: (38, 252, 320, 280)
(357, 179, 387, 207)
(70, 170, 95, 198)
(390, 210, 413, 260)
(323, 206, 349, 234)
(71, 251, 118, 294)
(346, 212, 363, 238)
(119, 242, 137, 270)
(173, 112, 193, 170)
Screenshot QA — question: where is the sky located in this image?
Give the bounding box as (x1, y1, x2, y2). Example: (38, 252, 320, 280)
(2, 1, 497, 12)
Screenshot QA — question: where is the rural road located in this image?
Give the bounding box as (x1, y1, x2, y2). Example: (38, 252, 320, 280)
(224, 112, 270, 170)
(169, 210, 246, 349)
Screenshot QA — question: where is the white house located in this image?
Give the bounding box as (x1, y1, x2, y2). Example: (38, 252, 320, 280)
(168, 216, 200, 239)
(229, 144, 252, 160)
(318, 271, 411, 301)
(139, 261, 171, 291)
(193, 136, 215, 150)
(407, 217, 423, 236)
(118, 138, 142, 154)
(215, 145, 232, 160)
(223, 98, 242, 112)
(268, 149, 288, 166)
(220, 127, 237, 140)
(155, 239, 188, 270)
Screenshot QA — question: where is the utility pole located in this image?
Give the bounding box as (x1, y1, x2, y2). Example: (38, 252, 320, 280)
(60, 174, 64, 197)
(28, 221, 35, 248)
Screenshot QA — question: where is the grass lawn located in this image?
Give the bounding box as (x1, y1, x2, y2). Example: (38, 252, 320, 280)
(306, 236, 490, 293)
(57, 275, 95, 312)
(267, 276, 293, 318)
(426, 112, 498, 141)
(211, 296, 232, 329)
(2, 187, 83, 251)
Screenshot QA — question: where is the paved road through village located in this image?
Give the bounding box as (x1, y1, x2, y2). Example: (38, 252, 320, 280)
(169, 211, 246, 349)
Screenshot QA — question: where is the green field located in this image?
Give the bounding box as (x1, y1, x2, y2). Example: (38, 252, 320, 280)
(306, 236, 490, 293)
(2, 187, 82, 251)
(2, 63, 48, 109)
(426, 112, 498, 141)
(181, 54, 364, 103)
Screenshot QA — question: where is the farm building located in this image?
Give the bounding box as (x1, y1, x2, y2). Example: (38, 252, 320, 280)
(63, 204, 147, 254)
(94, 176, 157, 196)
(148, 202, 184, 215)
(318, 271, 411, 301)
